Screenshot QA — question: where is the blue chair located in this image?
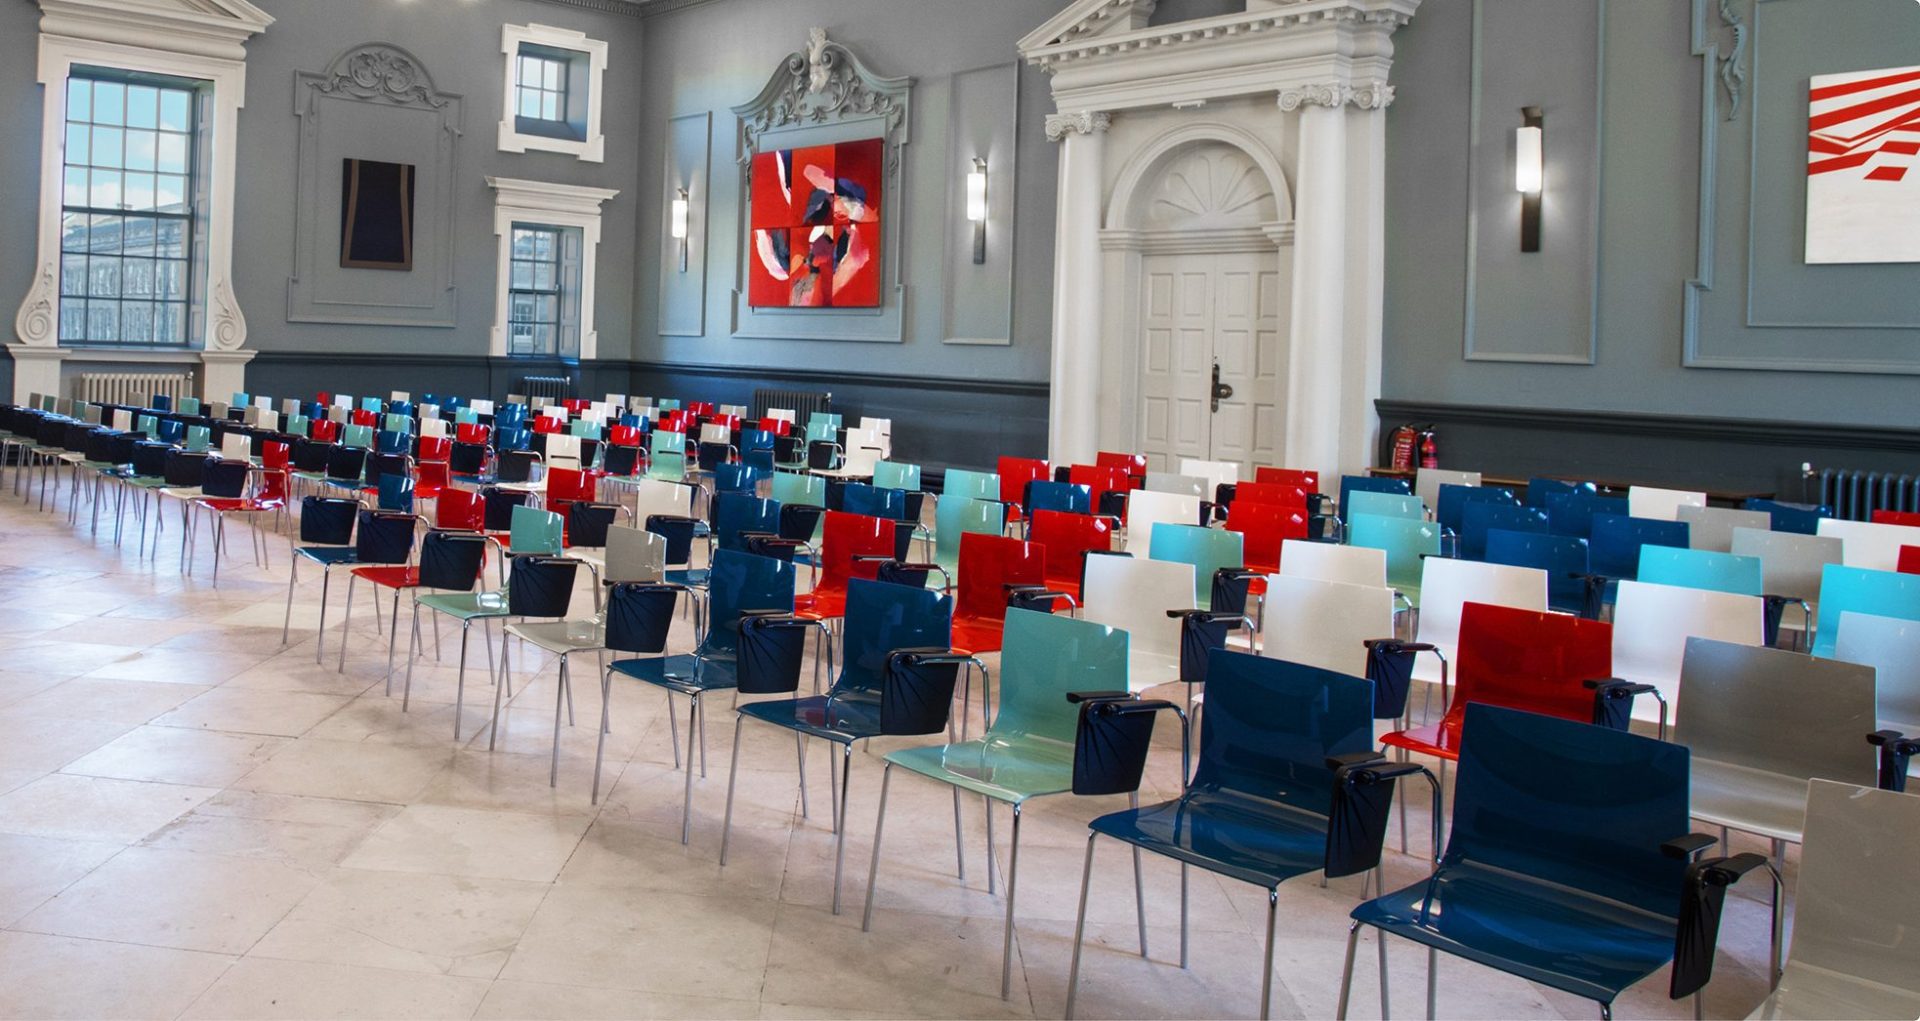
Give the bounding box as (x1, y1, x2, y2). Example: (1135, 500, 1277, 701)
(712, 462, 767, 498)
(603, 549, 796, 838)
(721, 578, 970, 913)
(1024, 480, 1092, 517)
(712, 491, 780, 554)
(1459, 503, 1548, 561)
(1744, 498, 1830, 535)
(376, 474, 415, 513)
(1637, 547, 1762, 596)
(1435, 483, 1518, 534)
(1589, 513, 1690, 581)
(1485, 528, 1593, 616)
(841, 482, 905, 521)
(282, 502, 415, 665)
(1525, 476, 1597, 509)
(1064, 650, 1435, 1020)
(1545, 491, 1629, 538)
(1347, 489, 1424, 521)
(1338, 474, 1412, 523)
(1812, 564, 1920, 658)
(1338, 703, 1753, 1020)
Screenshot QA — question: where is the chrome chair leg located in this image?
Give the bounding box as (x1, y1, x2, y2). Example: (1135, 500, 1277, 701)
(1129, 790, 1149, 958)
(337, 574, 357, 673)
(314, 567, 334, 665)
(984, 794, 997, 895)
(679, 692, 698, 842)
(999, 802, 1022, 1000)
(453, 621, 472, 739)
(666, 692, 681, 769)
(402, 600, 421, 711)
(490, 622, 514, 749)
(591, 666, 613, 804)
(548, 655, 572, 786)
(384, 589, 401, 691)
(1064, 832, 1098, 1020)
(950, 787, 966, 881)
(1179, 862, 1190, 968)
(795, 734, 809, 820)
(1336, 922, 1362, 1020)
(1427, 945, 1438, 1020)
(718, 721, 746, 857)
(1379, 925, 1392, 1020)
(832, 741, 854, 915)
(1260, 887, 1280, 1020)
(860, 761, 894, 932)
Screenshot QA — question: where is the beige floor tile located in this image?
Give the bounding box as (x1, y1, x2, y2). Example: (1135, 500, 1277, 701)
(249, 867, 548, 979)
(476, 981, 760, 1020)
(760, 902, 1033, 1018)
(0, 833, 121, 927)
(554, 808, 786, 901)
(342, 803, 591, 882)
(15, 845, 324, 954)
(83, 645, 269, 685)
(9, 677, 210, 725)
(151, 687, 350, 737)
(498, 884, 777, 1000)
(232, 737, 453, 803)
(141, 790, 400, 866)
(61, 724, 288, 786)
(0, 709, 135, 772)
(0, 772, 218, 842)
(179, 957, 491, 1020)
(0, 931, 234, 1021)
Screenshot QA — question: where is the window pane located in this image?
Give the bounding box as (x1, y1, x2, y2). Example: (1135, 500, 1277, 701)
(155, 174, 185, 213)
(89, 215, 122, 254)
(60, 255, 87, 296)
(511, 229, 534, 258)
(61, 213, 90, 253)
(157, 133, 187, 174)
(126, 85, 158, 129)
(65, 123, 89, 167)
(543, 60, 561, 90)
(122, 217, 155, 257)
(67, 78, 90, 121)
(125, 130, 156, 171)
(123, 257, 154, 297)
(91, 125, 124, 168)
(541, 93, 558, 121)
(535, 294, 557, 321)
(93, 81, 125, 124)
(510, 262, 533, 290)
(63, 167, 88, 207)
(155, 219, 184, 258)
(91, 256, 121, 297)
(160, 259, 186, 300)
(89, 168, 121, 209)
(87, 300, 118, 341)
(119, 302, 152, 343)
(158, 302, 185, 344)
(532, 262, 554, 291)
(159, 90, 189, 132)
(124, 172, 155, 211)
(60, 298, 85, 341)
(533, 230, 554, 258)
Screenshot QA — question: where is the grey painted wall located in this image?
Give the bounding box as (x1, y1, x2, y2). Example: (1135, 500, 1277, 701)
(1383, 0, 1920, 433)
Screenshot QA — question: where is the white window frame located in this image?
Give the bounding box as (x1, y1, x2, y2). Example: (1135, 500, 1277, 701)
(486, 177, 618, 360)
(497, 23, 607, 163)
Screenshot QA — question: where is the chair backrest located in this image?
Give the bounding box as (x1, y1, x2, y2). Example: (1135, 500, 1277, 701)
(1446, 704, 1689, 919)
(841, 483, 905, 521)
(200, 458, 250, 499)
(1337, 474, 1410, 522)
(1258, 573, 1395, 677)
(416, 531, 488, 591)
(1812, 563, 1920, 658)
(1348, 490, 1424, 521)
(1743, 497, 1829, 535)
(1142, 472, 1206, 498)
(990, 609, 1129, 749)
(1028, 508, 1112, 592)
(1178, 458, 1238, 491)
(1674, 638, 1877, 794)
(1612, 580, 1764, 721)
(1902, 545, 1920, 575)
(1636, 546, 1763, 596)
(564, 502, 619, 549)
(325, 445, 368, 483)
(943, 468, 999, 503)
(1192, 650, 1376, 819)
(508, 504, 565, 555)
(1148, 523, 1241, 608)
(546, 467, 597, 505)
(1435, 484, 1520, 534)
(1434, 602, 1615, 742)
(770, 471, 825, 509)
(955, 531, 1046, 627)
(1626, 486, 1707, 522)
(482, 487, 531, 532)
(997, 456, 1050, 509)
(1081, 554, 1195, 665)
(1589, 513, 1690, 579)
(871, 460, 921, 492)
(506, 557, 578, 618)
(1224, 501, 1308, 573)
(1412, 558, 1548, 682)
(1544, 491, 1628, 538)
(602, 525, 667, 584)
(713, 462, 767, 495)
(632, 477, 694, 524)
(1817, 517, 1920, 573)
(354, 510, 417, 563)
(218, 432, 251, 461)
(1255, 466, 1320, 492)
(699, 549, 797, 658)
(1787, 780, 1920, 994)
(1024, 481, 1091, 518)
(1833, 610, 1920, 732)
(714, 492, 780, 553)
(1228, 481, 1310, 509)
(1414, 468, 1481, 511)
(1346, 514, 1440, 595)
(604, 583, 678, 655)
(835, 578, 954, 697)
(1728, 527, 1842, 606)
(1675, 505, 1771, 553)
(815, 511, 895, 595)
(163, 449, 209, 487)
(1458, 503, 1549, 561)
(1278, 539, 1386, 587)
(931, 495, 1005, 577)
(298, 496, 358, 544)
(1123, 490, 1202, 554)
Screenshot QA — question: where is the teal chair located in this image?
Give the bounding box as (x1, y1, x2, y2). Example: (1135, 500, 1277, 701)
(944, 468, 999, 503)
(285, 414, 310, 438)
(184, 425, 211, 452)
(1349, 513, 1441, 609)
(1149, 522, 1243, 609)
(359, 396, 383, 414)
(1813, 564, 1920, 658)
(872, 460, 921, 492)
(648, 451, 687, 483)
(177, 397, 202, 416)
(650, 430, 686, 456)
(341, 424, 374, 449)
(934, 495, 1005, 580)
(1348, 490, 1425, 521)
(569, 419, 599, 438)
(657, 398, 681, 412)
(771, 471, 826, 510)
(807, 411, 842, 433)
(1637, 547, 1763, 596)
(508, 504, 564, 556)
(135, 414, 158, 438)
(863, 608, 1131, 999)
(805, 420, 837, 444)
(383, 413, 413, 435)
(454, 407, 480, 426)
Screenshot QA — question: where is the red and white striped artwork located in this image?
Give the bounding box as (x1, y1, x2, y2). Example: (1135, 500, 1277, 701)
(1806, 64, 1920, 264)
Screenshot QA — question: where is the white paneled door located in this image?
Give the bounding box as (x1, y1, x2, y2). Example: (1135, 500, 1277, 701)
(1138, 251, 1282, 475)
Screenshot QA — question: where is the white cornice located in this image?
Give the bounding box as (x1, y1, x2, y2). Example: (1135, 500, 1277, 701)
(486, 176, 620, 216)
(37, 0, 271, 62)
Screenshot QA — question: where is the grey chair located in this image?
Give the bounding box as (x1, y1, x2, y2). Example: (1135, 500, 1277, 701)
(1141, 471, 1206, 498)
(1677, 505, 1771, 553)
(1729, 527, 1843, 648)
(1744, 780, 1920, 1021)
(572, 523, 666, 585)
(1832, 610, 1920, 783)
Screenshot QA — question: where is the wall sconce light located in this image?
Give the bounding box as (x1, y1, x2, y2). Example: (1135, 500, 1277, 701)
(966, 158, 988, 264)
(670, 187, 690, 272)
(1515, 107, 1542, 253)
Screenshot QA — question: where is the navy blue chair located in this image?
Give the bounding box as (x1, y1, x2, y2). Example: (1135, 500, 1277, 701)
(588, 582, 681, 801)
(1459, 503, 1548, 561)
(720, 578, 972, 913)
(1024, 480, 1092, 518)
(282, 503, 415, 664)
(1525, 476, 1597, 509)
(604, 549, 795, 841)
(1743, 497, 1830, 535)
(1065, 650, 1435, 1020)
(841, 482, 906, 521)
(1337, 703, 1762, 1021)
(1544, 490, 1629, 538)
(1589, 513, 1690, 582)
(1485, 528, 1594, 616)
(1435, 483, 1518, 534)
(1338, 474, 1412, 523)
(712, 491, 779, 554)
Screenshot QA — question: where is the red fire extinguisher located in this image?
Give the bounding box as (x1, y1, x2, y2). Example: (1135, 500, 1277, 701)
(1419, 428, 1439, 468)
(1389, 424, 1420, 471)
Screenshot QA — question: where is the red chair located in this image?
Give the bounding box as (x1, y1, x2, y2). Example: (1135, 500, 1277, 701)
(1028, 508, 1113, 603)
(1899, 545, 1920, 575)
(608, 424, 643, 448)
(545, 467, 600, 529)
(1225, 500, 1308, 574)
(415, 437, 451, 500)
(1068, 464, 1130, 519)
(758, 417, 792, 437)
(997, 456, 1050, 522)
(531, 415, 564, 435)
(561, 398, 592, 414)
(316, 391, 331, 405)
(455, 422, 491, 445)
(686, 401, 716, 417)
(435, 487, 487, 532)
(350, 408, 379, 428)
(1096, 451, 1148, 486)
(310, 419, 341, 444)
(1232, 481, 1312, 509)
(1255, 467, 1320, 493)
(1381, 602, 1612, 766)
(794, 511, 895, 621)
(951, 531, 1047, 654)
(1872, 509, 1920, 527)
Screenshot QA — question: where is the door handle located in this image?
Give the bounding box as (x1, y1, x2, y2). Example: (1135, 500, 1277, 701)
(1211, 363, 1234, 412)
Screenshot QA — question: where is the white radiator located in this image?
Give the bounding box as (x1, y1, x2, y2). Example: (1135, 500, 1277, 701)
(74, 372, 194, 407)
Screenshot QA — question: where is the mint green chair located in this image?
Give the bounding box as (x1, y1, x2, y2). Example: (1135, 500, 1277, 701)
(455, 407, 480, 426)
(383, 413, 413, 435)
(807, 411, 842, 433)
(1150, 522, 1243, 608)
(135, 414, 159, 438)
(1637, 546, 1763, 596)
(934, 495, 1005, 580)
(569, 419, 599, 438)
(509, 504, 564, 556)
(359, 396, 383, 413)
(1813, 564, 1920, 658)
(771, 471, 825, 509)
(1348, 489, 1425, 521)
(864, 609, 1131, 1000)
(650, 430, 685, 456)
(177, 397, 202, 416)
(285, 414, 310, 438)
(1348, 513, 1441, 609)
(657, 398, 681, 412)
(872, 460, 921, 492)
(804, 420, 837, 444)
(944, 468, 999, 503)
(184, 425, 211, 452)
(648, 451, 687, 484)
(341, 424, 374, 449)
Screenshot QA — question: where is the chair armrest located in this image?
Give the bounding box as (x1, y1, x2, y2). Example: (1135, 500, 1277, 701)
(1005, 584, 1077, 612)
(1867, 730, 1920, 792)
(1586, 677, 1670, 739)
(1067, 692, 1189, 796)
(1326, 752, 1442, 875)
(1066, 690, 1136, 704)
(1660, 833, 1719, 862)
(1361, 639, 1436, 654)
(1165, 609, 1253, 626)
(1670, 851, 1781, 1000)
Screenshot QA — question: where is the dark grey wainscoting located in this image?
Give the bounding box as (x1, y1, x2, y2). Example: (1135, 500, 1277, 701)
(1377, 399, 1920, 499)
(246, 353, 634, 410)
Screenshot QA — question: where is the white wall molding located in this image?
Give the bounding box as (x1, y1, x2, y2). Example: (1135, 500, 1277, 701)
(497, 23, 608, 163)
(485, 176, 619, 360)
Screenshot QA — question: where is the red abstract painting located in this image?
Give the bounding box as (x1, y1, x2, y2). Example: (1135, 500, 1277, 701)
(747, 138, 884, 307)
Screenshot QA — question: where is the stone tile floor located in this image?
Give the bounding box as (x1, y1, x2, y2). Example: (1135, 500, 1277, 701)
(0, 483, 1787, 1019)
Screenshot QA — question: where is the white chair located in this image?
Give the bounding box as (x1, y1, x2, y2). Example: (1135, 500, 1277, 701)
(470, 399, 496, 416)
(1677, 505, 1772, 553)
(420, 418, 449, 439)
(110, 409, 132, 432)
(719, 403, 749, 419)
(1744, 780, 1920, 1021)
(1816, 517, 1920, 573)
(540, 404, 569, 422)
(1414, 468, 1481, 514)
(1410, 558, 1547, 686)
(242, 406, 262, 427)
(219, 432, 251, 461)
(572, 523, 667, 582)
(1257, 573, 1395, 677)
(768, 408, 796, 424)
(544, 434, 582, 472)
(1833, 610, 1920, 760)
(1177, 458, 1238, 493)
(1730, 527, 1843, 645)
(632, 477, 694, 525)
(1277, 539, 1386, 588)
(843, 426, 889, 460)
(258, 410, 280, 433)
(253, 395, 274, 411)
(857, 416, 892, 439)
(1627, 486, 1707, 522)
(389, 390, 410, 403)
(604, 393, 629, 408)
(280, 397, 302, 418)
(1123, 489, 1202, 555)
(699, 422, 732, 445)
(1611, 580, 1764, 724)
(419, 404, 440, 421)
(1142, 472, 1206, 498)
(332, 394, 355, 410)
(1081, 554, 1195, 692)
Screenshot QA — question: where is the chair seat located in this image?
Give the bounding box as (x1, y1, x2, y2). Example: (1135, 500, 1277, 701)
(664, 568, 709, 588)
(738, 694, 883, 745)
(1380, 721, 1461, 762)
(1126, 648, 1181, 693)
(506, 619, 607, 657)
(296, 546, 364, 567)
(118, 476, 168, 490)
(196, 496, 282, 514)
(608, 653, 735, 694)
(350, 565, 421, 589)
(414, 591, 511, 621)
(885, 737, 1074, 804)
(1689, 758, 1812, 843)
(794, 586, 848, 620)
(1352, 862, 1676, 1005)
(950, 618, 1007, 656)
(1746, 962, 1920, 1021)
(158, 486, 202, 501)
(1090, 789, 1330, 889)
